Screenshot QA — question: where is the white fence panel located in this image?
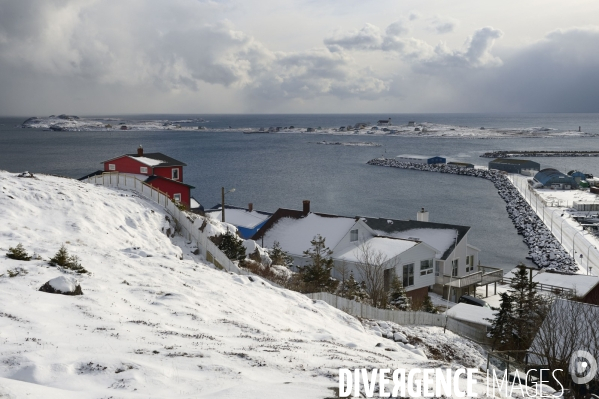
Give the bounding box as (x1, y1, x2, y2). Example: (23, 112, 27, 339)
(86, 172, 241, 274)
(306, 292, 490, 345)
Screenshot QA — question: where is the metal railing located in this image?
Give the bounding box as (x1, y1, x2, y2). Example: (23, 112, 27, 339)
(500, 276, 574, 296)
(435, 265, 503, 288)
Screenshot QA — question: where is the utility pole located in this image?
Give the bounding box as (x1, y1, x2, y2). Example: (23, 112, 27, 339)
(221, 187, 225, 222)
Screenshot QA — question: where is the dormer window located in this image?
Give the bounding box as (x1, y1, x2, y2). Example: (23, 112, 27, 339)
(350, 229, 358, 242)
(172, 168, 179, 180)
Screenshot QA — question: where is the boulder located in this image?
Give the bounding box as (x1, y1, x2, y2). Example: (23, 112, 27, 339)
(39, 276, 83, 296)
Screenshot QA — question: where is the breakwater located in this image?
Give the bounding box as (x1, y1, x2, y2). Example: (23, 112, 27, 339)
(481, 150, 599, 158)
(367, 158, 578, 273)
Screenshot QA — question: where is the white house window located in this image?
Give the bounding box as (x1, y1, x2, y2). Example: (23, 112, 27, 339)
(420, 259, 433, 275)
(140, 166, 148, 174)
(402, 263, 414, 287)
(350, 229, 358, 242)
(172, 168, 179, 180)
(173, 193, 181, 202)
(108, 164, 115, 171)
(451, 259, 459, 277)
(435, 261, 442, 276)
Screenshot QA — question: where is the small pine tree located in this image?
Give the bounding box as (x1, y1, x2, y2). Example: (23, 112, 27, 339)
(49, 244, 70, 266)
(269, 241, 293, 268)
(388, 276, 411, 311)
(217, 231, 246, 262)
(298, 235, 338, 293)
(421, 295, 438, 314)
(338, 272, 369, 302)
(487, 291, 515, 351)
(48, 244, 88, 273)
(6, 243, 32, 261)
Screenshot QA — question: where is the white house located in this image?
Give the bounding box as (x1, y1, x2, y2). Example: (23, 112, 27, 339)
(252, 202, 496, 305)
(377, 118, 391, 126)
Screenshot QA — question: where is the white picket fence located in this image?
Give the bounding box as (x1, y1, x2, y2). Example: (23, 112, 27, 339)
(306, 292, 491, 344)
(85, 172, 241, 274)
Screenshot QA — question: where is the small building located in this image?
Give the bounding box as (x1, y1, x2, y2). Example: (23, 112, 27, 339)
(395, 154, 446, 165)
(306, 127, 315, 132)
(533, 168, 577, 189)
(567, 170, 587, 184)
(447, 303, 496, 335)
(448, 162, 474, 169)
(488, 158, 540, 175)
(98, 146, 194, 207)
(407, 121, 415, 127)
(338, 126, 346, 132)
(206, 204, 272, 239)
(377, 118, 391, 126)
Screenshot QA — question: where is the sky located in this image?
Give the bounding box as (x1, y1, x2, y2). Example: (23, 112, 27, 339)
(1, 0, 598, 115)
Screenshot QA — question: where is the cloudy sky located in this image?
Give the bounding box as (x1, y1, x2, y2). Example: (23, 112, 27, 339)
(1, 0, 598, 115)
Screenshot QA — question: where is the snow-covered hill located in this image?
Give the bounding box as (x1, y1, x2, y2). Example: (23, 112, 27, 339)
(0, 171, 487, 398)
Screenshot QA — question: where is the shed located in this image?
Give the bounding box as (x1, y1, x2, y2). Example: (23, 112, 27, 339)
(533, 168, 577, 189)
(448, 162, 474, 169)
(567, 170, 587, 183)
(396, 154, 446, 165)
(488, 158, 540, 174)
(206, 204, 272, 239)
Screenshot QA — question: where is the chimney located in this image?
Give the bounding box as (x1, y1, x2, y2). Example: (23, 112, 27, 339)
(137, 145, 143, 157)
(417, 207, 429, 222)
(302, 200, 310, 216)
(248, 203, 253, 212)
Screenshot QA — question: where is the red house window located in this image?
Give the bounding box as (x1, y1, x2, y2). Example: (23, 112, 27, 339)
(140, 166, 148, 174)
(172, 168, 179, 180)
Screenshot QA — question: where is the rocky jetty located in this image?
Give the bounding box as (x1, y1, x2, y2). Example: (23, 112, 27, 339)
(367, 158, 578, 273)
(481, 150, 599, 158)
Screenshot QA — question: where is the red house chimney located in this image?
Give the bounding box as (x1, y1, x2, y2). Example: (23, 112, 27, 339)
(302, 200, 310, 216)
(137, 145, 143, 157)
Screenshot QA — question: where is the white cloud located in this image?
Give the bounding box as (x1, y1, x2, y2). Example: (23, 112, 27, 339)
(428, 15, 459, 34)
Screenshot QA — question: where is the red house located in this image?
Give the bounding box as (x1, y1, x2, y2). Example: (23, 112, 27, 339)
(101, 146, 195, 207)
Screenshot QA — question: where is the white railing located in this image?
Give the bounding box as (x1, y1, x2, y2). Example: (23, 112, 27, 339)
(306, 292, 491, 344)
(85, 172, 241, 274)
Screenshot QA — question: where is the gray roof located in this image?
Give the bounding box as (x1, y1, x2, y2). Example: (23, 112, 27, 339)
(359, 217, 471, 260)
(534, 168, 576, 186)
(490, 158, 540, 165)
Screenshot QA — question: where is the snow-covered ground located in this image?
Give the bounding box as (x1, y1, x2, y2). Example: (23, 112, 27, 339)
(19, 116, 597, 138)
(0, 171, 493, 398)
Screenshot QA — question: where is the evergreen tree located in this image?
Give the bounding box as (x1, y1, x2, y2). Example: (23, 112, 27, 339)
(49, 244, 70, 266)
(338, 272, 369, 302)
(298, 235, 338, 293)
(6, 243, 31, 261)
(388, 276, 411, 311)
(509, 264, 546, 351)
(421, 295, 438, 314)
(487, 292, 515, 350)
(218, 231, 246, 262)
(269, 241, 293, 267)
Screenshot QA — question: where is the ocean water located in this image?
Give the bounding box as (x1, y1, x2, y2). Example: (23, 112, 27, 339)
(2, 113, 599, 272)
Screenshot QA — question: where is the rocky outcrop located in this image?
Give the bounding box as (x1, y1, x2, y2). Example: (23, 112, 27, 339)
(39, 276, 83, 296)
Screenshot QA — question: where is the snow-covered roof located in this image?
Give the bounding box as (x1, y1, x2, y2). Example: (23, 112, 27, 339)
(373, 228, 456, 256)
(335, 237, 419, 263)
(190, 198, 200, 209)
(447, 303, 496, 327)
(261, 213, 357, 255)
(504, 269, 599, 297)
(206, 208, 271, 229)
(133, 156, 164, 166)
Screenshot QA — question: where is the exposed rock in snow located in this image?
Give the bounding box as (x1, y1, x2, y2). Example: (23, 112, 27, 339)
(39, 276, 82, 296)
